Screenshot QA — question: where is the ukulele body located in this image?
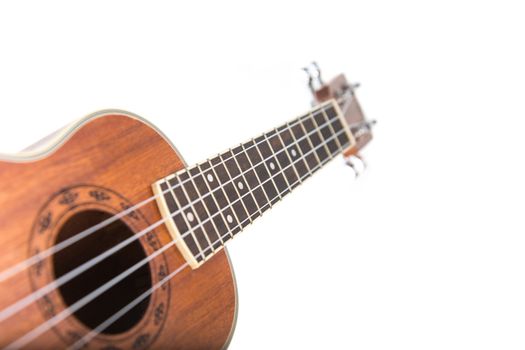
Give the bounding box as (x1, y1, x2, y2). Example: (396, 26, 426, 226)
(0, 111, 237, 349)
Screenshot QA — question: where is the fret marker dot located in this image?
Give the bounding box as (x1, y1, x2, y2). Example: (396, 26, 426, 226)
(207, 173, 214, 182)
(238, 181, 244, 190)
(186, 212, 194, 222)
(227, 214, 233, 224)
(291, 149, 297, 157)
(269, 162, 276, 170)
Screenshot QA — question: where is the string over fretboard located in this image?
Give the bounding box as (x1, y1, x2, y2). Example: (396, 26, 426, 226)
(153, 100, 354, 268)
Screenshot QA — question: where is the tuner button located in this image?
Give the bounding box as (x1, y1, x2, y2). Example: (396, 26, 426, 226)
(344, 154, 366, 178)
(303, 61, 324, 94)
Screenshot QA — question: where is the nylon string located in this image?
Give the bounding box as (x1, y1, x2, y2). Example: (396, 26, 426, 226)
(5, 123, 350, 350)
(0, 100, 342, 284)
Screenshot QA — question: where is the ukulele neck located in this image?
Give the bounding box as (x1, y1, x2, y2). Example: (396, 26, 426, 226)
(153, 99, 355, 269)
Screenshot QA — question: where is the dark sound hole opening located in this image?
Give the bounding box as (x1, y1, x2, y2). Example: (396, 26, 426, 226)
(53, 209, 152, 334)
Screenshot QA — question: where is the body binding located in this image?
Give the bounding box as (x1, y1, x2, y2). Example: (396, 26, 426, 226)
(0, 111, 237, 349)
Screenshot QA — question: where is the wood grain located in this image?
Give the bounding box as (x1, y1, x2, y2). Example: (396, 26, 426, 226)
(0, 111, 237, 349)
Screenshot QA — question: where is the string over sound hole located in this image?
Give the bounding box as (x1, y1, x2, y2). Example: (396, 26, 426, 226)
(52, 210, 152, 334)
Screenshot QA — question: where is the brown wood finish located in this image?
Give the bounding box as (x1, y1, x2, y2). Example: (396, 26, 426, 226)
(0, 111, 237, 349)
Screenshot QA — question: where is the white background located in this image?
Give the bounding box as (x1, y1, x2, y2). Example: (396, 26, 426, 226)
(1, 1, 524, 349)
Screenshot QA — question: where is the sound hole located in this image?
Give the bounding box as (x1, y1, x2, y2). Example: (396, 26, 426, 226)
(53, 210, 152, 334)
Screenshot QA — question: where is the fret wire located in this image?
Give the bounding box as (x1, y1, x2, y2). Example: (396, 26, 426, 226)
(166, 179, 205, 261)
(163, 108, 342, 226)
(286, 122, 313, 177)
(285, 123, 328, 188)
(217, 152, 253, 225)
(268, 140, 352, 203)
(282, 129, 348, 186)
(177, 175, 214, 255)
(298, 115, 323, 168)
(322, 108, 345, 154)
(263, 131, 293, 192)
(181, 104, 318, 173)
(324, 104, 352, 148)
(196, 163, 233, 241)
(173, 102, 334, 177)
(253, 135, 281, 202)
(265, 131, 291, 197)
(237, 145, 268, 218)
(207, 158, 245, 234)
(215, 152, 252, 222)
(275, 127, 303, 185)
(187, 168, 224, 247)
(317, 107, 342, 157)
(174, 128, 347, 237)
(241, 140, 273, 211)
(169, 112, 340, 222)
(309, 111, 334, 161)
(230, 146, 263, 218)
(174, 103, 332, 192)
(290, 120, 317, 174)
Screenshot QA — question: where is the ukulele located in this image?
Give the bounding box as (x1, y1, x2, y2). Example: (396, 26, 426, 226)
(0, 64, 374, 349)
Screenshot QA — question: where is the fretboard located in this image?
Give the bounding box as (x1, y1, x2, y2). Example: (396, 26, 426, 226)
(154, 99, 355, 268)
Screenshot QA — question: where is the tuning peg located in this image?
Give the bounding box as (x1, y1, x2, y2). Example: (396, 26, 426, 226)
(345, 158, 359, 178)
(303, 61, 324, 94)
(354, 153, 367, 170)
(344, 154, 366, 178)
(339, 82, 360, 100)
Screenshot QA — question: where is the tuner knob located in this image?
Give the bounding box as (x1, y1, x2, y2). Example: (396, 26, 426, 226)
(303, 61, 324, 94)
(344, 154, 366, 178)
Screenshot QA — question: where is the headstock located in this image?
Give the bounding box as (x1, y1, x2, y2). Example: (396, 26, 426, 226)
(303, 62, 375, 175)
